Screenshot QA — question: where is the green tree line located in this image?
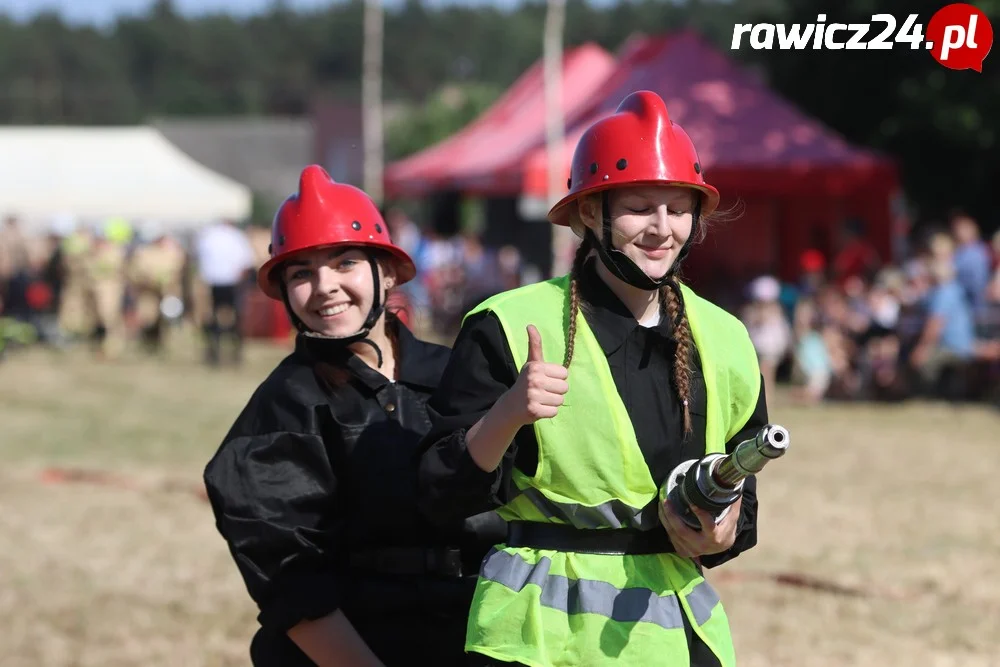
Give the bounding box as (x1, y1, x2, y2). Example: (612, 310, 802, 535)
(0, 0, 996, 226)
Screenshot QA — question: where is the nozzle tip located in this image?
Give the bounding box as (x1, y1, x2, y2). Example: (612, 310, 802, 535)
(762, 425, 790, 455)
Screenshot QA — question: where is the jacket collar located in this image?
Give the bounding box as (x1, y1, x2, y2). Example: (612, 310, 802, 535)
(577, 258, 674, 356)
(295, 319, 441, 392)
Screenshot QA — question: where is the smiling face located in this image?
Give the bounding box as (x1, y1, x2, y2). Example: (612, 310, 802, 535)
(578, 185, 697, 279)
(282, 246, 396, 337)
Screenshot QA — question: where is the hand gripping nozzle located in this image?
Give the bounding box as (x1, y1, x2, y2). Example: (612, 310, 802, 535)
(660, 423, 790, 531)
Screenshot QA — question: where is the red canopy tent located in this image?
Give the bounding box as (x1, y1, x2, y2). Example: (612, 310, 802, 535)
(383, 43, 616, 198)
(521, 32, 902, 289)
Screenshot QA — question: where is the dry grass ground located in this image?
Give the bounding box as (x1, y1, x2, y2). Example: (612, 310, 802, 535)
(1, 340, 998, 666)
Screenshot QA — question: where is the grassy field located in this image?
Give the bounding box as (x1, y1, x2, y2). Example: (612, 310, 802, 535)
(1, 339, 998, 666)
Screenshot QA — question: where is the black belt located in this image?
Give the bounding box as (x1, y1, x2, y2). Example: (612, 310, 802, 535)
(348, 546, 464, 577)
(506, 521, 676, 555)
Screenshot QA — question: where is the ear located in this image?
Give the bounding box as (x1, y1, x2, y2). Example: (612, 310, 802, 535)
(576, 195, 601, 233)
(379, 258, 398, 290)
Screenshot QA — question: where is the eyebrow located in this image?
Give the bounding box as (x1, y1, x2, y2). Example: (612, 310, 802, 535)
(283, 248, 355, 269)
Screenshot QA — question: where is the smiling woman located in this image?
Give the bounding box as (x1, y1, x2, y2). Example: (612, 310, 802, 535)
(253, 168, 417, 371)
(282, 247, 397, 344)
(203, 165, 505, 667)
(417, 91, 770, 667)
(579, 185, 697, 287)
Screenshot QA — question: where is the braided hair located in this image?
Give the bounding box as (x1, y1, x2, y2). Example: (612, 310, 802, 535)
(661, 280, 694, 435)
(564, 198, 697, 436)
(563, 234, 594, 368)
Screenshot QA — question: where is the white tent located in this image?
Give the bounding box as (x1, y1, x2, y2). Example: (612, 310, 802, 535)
(0, 126, 253, 234)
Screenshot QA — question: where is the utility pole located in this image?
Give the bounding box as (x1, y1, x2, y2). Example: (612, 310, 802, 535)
(362, 0, 384, 204)
(544, 0, 574, 277)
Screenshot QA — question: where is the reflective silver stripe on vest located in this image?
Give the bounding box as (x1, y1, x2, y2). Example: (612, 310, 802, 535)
(686, 575, 721, 625)
(482, 548, 720, 630)
(511, 484, 660, 530)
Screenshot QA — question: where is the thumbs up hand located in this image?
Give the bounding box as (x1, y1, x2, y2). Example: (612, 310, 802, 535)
(504, 325, 570, 425)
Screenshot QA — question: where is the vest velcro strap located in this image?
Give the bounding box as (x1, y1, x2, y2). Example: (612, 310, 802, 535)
(507, 521, 676, 555)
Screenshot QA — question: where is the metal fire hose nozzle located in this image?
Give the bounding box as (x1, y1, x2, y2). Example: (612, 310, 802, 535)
(660, 424, 790, 531)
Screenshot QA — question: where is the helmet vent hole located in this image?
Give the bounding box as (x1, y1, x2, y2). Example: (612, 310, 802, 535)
(693, 162, 701, 174)
(589, 162, 598, 175)
(616, 158, 628, 170)
(375, 223, 383, 234)
(352, 221, 362, 231)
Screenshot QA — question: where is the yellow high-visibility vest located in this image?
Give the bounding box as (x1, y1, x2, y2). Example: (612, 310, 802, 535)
(463, 273, 760, 667)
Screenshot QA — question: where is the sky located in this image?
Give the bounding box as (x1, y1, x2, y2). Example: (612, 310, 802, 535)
(0, 0, 616, 27)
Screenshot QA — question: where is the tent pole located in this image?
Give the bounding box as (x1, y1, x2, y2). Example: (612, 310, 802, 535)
(362, 0, 384, 205)
(544, 0, 573, 278)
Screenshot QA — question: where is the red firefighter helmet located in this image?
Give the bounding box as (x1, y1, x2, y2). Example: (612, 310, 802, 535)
(257, 165, 416, 300)
(548, 90, 720, 227)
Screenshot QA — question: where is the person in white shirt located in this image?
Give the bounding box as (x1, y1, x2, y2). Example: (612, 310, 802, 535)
(742, 275, 793, 403)
(195, 219, 256, 366)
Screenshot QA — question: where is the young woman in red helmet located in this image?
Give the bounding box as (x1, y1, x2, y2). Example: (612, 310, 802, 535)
(418, 91, 770, 666)
(204, 165, 504, 667)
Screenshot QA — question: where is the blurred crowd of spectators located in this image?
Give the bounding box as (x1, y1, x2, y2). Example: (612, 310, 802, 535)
(385, 209, 538, 336)
(5, 205, 998, 410)
(387, 208, 999, 408)
(740, 213, 1000, 406)
(0, 213, 257, 366)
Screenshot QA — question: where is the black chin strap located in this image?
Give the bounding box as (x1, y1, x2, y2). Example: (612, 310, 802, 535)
(282, 253, 389, 368)
(589, 191, 701, 294)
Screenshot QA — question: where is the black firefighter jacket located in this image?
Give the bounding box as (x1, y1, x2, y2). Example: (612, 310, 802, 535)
(204, 323, 507, 666)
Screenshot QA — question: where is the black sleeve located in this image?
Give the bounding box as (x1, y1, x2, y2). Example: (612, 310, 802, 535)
(204, 400, 344, 633)
(418, 311, 538, 525)
(699, 375, 768, 569)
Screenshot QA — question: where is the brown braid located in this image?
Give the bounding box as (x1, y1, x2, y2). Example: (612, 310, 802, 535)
(564, 235, 593, 368)
(661, 280, 694, 436)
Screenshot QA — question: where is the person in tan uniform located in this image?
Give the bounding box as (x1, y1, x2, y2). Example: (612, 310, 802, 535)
(86, 221, 129, 359)
(127, 223, 188, 354)
(57, 224, 97, 339)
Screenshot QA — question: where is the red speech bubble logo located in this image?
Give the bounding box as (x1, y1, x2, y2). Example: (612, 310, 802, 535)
(927, 3, 993, 72)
